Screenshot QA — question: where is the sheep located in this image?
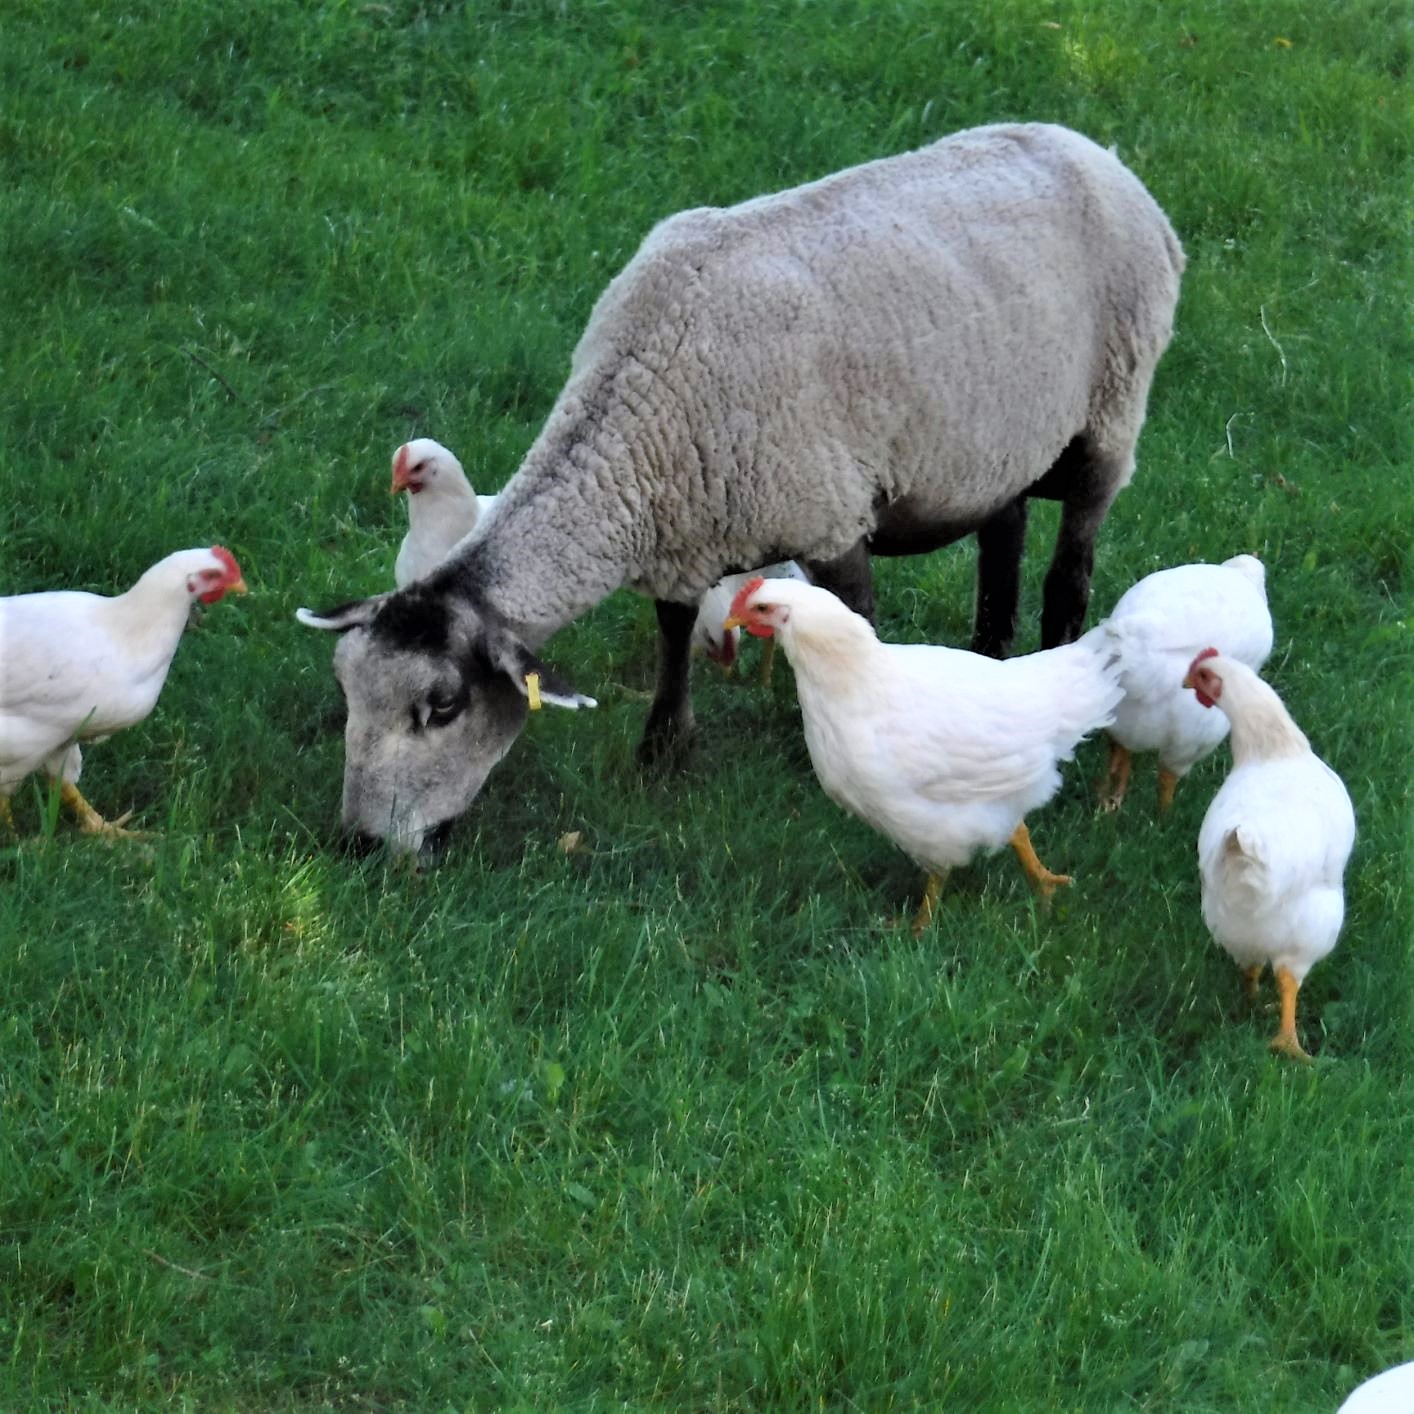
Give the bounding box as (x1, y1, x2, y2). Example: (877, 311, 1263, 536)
(298, 122, 1184, 856)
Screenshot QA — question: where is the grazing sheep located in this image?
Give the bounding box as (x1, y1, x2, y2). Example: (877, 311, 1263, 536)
(299, 122, 1184, 855)
(390, 437, 805, 663)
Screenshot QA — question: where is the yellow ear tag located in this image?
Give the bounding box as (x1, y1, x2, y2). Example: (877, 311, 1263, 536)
(525, 672, 543, 711)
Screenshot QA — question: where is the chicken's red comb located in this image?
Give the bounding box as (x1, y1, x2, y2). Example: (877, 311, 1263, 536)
(1187, 646, 1220, 677)
(212, 545, 243, 583)
(390, 442, 416, 494)
(726, 575, 767, 623)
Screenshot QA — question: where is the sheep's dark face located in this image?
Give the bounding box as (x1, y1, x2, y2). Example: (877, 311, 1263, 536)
(298, 589, 594, 858)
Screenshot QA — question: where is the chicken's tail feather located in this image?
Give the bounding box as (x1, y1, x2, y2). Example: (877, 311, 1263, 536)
(1096, 612, 1194, 701)
(1216, 825, 1273, 908)
(1038, 625, 1127, 751)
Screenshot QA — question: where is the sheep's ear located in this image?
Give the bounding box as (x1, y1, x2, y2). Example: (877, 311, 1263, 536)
(516, 660, 598, 710)
(295, 595, 389, 632)
(480, 624, 596, 710)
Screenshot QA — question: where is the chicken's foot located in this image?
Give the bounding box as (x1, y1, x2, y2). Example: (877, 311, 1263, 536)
(1157, 766, 1180, 814)
(1096, 738, 1131, 813)
(1269, 965, 1311, 1062)
(59, 782, 143, 840)
(1009, 822, 1071, 900)
(910, 870, 949, 937)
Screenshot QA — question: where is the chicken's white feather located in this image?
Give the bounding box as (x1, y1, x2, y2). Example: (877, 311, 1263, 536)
(392, 440, 490, 588)
(0, 548, 243, 804)
(1102, 554, 1273, 774)
(693, 562, 808, 665)
(1193, 657, 1354, 989)
(741, 579, 1123, 874)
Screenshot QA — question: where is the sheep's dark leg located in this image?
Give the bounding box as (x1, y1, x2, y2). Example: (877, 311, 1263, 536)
(971, 495, 1028, 658)
(803, 537, 874, 622)
(638, 598, 698, 765)
(1031, 436, 1121, 649)
(1040, 485, 1115, 648)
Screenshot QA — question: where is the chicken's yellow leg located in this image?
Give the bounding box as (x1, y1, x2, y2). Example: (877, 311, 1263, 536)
(757, 635, 778, 686)
(1157, 766, 1180, 814)
(910, 870, 949, 937)
(0, 795, 14, 835)
(1243, 964, 1264, 1000)
(1097, 738, 1132, 813)
(1009, 822, 1071, 900)
(58, 782, 139, 839)
(1269, 965, 1311, 1062)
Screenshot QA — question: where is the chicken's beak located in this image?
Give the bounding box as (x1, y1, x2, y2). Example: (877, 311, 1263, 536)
(230, 574, 249, 595)
(390, 469, 410, 495)
(1180, 670, 1195, 689)
(722, 615, 747, 632)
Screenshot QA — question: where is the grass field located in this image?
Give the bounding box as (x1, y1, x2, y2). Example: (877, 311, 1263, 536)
(1, 0, 1410, 1406)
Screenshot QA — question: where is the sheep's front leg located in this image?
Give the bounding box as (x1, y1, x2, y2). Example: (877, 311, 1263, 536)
(638, 598, 698, 765)
(972, 495, 1028, 658)
(803, 536, 874, 623)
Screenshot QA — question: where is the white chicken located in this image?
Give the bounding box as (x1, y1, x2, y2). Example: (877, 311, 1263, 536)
(1337, 1361, 1414, 1414)
(0, 546, 247, 837)
(693, 562, 808, 677)
(724, 576, 1124, 931)
(390, 438, 499, 588)
(1098, 554, 1273, 812)
(1184, 649, 1355, 1060)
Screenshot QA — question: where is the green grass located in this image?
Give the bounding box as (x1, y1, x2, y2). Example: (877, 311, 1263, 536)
(1, 0, 1410, 1406)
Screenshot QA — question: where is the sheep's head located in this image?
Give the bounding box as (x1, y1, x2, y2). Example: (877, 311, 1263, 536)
(296, 586, 594, 858)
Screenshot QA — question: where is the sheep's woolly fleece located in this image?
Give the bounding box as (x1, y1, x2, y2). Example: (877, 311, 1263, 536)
(468, 121, 1183, 637)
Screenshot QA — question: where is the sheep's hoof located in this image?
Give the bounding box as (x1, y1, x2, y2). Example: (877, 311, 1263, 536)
(637, 711, 695, 770)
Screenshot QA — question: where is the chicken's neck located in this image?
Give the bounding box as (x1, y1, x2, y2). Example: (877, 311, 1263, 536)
(101, 566, 198, 673)
(1221, 671, 1310, 765)
(408, 482, 479, 553)
(778, 615, 886, 702)
(409, 478, 478, 523)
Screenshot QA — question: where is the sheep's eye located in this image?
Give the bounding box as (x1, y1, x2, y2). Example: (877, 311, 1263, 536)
(426, 694, 462, 728)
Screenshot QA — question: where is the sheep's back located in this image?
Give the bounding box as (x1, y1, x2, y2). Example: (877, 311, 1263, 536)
(567, 124, 1183, 601)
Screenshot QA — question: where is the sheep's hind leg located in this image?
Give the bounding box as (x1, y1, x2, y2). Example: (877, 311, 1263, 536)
(638, 599, 698, 766)
(1032, 435, 1122, 649)
(972, 495, 1028, 658)
(802, 537, 874, 623)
